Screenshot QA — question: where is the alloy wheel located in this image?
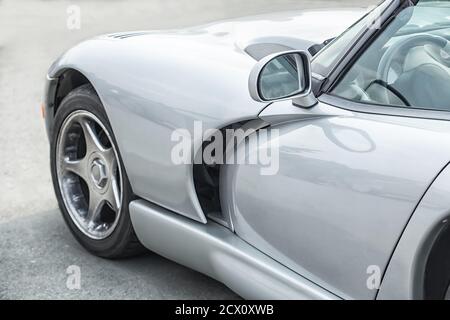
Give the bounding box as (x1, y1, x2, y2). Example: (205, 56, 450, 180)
(56, 110, 123, 240)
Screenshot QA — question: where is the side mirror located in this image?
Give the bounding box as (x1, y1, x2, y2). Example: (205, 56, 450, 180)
(248, 50, 317, 108)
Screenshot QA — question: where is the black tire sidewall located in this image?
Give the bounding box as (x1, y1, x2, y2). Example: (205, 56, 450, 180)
(50, 85, 136, 258)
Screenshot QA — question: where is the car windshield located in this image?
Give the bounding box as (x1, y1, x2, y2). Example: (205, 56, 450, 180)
(312, 0, 392, 76)
(331, 0, 450, 111)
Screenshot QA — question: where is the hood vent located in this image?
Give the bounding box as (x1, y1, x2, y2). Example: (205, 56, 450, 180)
(107, 31, 151, 39)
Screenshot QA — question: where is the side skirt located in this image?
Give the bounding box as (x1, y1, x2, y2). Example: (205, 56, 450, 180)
(129, 199, 338, 300)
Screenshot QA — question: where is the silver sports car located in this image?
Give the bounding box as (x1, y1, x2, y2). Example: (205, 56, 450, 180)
(43, 0, 450, 299)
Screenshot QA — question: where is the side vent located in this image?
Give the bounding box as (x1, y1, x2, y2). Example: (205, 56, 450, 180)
(193, 120, 268, 228)
(193, 123, 245, 228)
(193, 126, 228, 227)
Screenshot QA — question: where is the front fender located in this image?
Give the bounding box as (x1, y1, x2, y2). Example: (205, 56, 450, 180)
(47, 34, 266, 223)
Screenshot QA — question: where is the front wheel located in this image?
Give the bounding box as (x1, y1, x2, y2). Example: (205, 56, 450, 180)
(50, 84, 145, 258)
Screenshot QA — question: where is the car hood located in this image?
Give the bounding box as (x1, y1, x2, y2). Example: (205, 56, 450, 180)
(105, 8, 367, 55)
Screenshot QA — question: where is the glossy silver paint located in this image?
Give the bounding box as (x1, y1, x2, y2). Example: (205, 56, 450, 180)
(129, 199, 338, 300)
(222, 98, 450, 299)
(46, 8, 365, 223)
(378, 163, 450, 299)
(44, 3, 450, 299)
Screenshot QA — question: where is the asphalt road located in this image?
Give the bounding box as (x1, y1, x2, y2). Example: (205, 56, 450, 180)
(0, 0, 376, 299)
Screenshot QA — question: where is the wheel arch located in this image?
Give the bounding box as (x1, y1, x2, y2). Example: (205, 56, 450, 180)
(378, 162, 450, 299)
(44, 67, 98, 139)
(52, 68, 92, 116)
(423, 222, 450, 299)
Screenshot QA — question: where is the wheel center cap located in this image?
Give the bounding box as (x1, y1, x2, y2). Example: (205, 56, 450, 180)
(90, 159, 108, 189)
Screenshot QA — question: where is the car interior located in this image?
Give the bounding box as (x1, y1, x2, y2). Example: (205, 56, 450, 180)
(332, 1, 450, 111)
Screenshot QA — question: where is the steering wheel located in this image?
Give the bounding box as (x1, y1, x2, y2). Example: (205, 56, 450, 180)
(376, 34, 448, 105)
(377, 33, 448, 83)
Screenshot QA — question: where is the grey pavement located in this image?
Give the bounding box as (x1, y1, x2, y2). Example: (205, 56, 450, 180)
(0, 0, 376, 299)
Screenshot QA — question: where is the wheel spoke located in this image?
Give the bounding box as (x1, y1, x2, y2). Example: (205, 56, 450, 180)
(105, 171, 121, 211)
(79, 118, 106, 153)
(62, 157, 88, 182)
(86, 192, 105, 225)
(102, 147, 116, 167)
(107, 178, 121, 211)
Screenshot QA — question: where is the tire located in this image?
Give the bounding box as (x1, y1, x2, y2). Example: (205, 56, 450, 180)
(424, 225, 450, 299)
(50, 84, 145, 258)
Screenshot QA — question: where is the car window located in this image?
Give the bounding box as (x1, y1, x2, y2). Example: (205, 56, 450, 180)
(331, 1, 450, 112)
(312, 0, 391, 76)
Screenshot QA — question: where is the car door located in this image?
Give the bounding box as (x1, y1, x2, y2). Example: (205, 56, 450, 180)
(222, 1, 450, 299)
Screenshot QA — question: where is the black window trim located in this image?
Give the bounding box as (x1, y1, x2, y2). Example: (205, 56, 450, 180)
(319, 0, 417, 93)
(319, 93, 450, 122)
